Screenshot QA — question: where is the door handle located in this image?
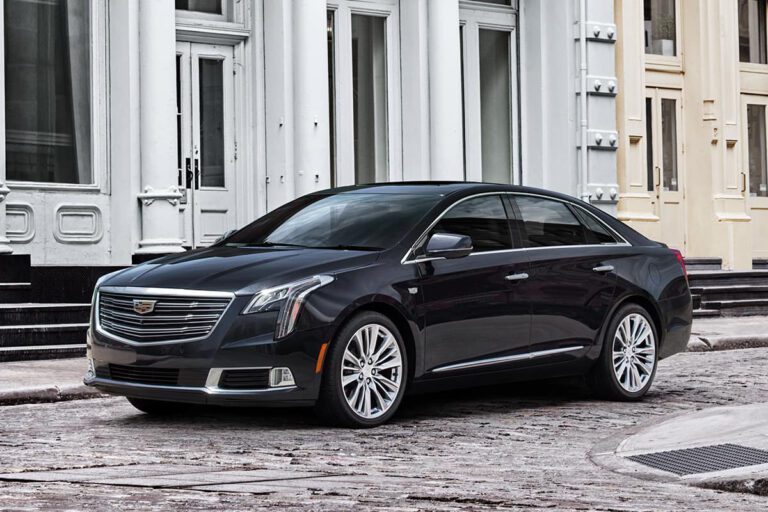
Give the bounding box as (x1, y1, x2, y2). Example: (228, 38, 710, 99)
(185, 158, 194, 189)
(593, 265, 615, 273)
(194, 158, 200, 190)
(505, 272, 529, 281)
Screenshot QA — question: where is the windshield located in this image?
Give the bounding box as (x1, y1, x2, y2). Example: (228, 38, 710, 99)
(223, 192, 442, 250)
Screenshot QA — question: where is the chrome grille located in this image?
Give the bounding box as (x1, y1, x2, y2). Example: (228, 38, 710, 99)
(97, 288, 233, 344)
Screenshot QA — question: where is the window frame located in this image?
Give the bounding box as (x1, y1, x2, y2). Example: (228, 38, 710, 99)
(2, 0, 109, 192)
(402, 192, 629, 264)
(427, 194, 516, 255)
(643, 0, 683, 73)
(741, 94, 768, 209)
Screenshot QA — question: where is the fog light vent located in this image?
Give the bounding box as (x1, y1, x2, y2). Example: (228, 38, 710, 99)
(269, 367, 295, 388)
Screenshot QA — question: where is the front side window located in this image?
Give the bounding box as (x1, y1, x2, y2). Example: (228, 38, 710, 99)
(739, 0, 767, 64)
(644, 0, 677, 57)
(4, 0, 92, 184)
(431, 195, 512, 253)
(514, 196, 587, 247)
(225, 193, 441, 251)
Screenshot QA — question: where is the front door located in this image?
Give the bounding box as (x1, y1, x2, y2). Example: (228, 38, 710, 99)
(646, 88, 685, 252)
(417, 195, 531, 373)
(176, 42, 237, 247)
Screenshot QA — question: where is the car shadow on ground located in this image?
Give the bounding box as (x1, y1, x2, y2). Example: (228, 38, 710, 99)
(102, 375, 608, 431)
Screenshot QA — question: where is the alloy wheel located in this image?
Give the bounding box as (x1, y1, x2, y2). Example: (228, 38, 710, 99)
(611, 313, 656, 393)
(340, 323, 403, 419)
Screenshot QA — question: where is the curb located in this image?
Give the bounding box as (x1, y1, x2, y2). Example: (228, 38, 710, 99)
(687, 335, 768, 353)
(0, 384, 105, 406)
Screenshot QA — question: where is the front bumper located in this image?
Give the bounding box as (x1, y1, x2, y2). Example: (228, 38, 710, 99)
(84, 299, 332, 406)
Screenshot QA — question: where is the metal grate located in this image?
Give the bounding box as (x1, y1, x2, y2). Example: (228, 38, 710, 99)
(108, 364, 180, 386)
(98, 290, 232, 343)
(626, 443, 768, 476)
(219, 369, 270, 390)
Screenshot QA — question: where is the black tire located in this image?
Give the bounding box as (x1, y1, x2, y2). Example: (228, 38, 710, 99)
(126, 397, 192, 415)
(314, 311, 408, 428)
(588, 303, 659, 401)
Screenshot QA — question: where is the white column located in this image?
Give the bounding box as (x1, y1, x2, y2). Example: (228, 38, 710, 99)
(135, 0, 184, 254)
(428, 0, 464, 180)
(0, 4, 12, 254)
(292, 0, 330, 196)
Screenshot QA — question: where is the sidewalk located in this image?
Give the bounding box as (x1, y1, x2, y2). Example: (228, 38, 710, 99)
(591, 402, 768, 496)
(0, 358, 104, 405)
(0, 315, 766, 406)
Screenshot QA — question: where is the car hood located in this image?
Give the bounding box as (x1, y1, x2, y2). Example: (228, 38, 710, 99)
(103, 246, 380, 295)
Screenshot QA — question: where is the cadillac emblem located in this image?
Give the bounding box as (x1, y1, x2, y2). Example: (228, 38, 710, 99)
(132, 299, 157, 315)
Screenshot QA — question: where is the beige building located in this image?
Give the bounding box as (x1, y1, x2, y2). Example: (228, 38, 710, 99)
(615, 0, 768, 270)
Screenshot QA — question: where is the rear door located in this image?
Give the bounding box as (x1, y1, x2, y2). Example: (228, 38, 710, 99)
(416, 194, 531, 372)
(509, 194, 621, 355)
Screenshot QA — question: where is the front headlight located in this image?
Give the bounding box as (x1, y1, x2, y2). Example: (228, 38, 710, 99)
(242, 275, 334, 339)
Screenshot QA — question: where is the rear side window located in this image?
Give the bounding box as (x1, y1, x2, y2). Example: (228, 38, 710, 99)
(572, 207, 620, 244)
(514, 195, 587, 247)
(431, 195, 512, 252)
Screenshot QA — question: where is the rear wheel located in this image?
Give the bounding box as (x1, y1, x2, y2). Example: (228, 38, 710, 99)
(315, 312, 407, 428)
(588, 303, 658, 400)
(126, 397, 192, 415)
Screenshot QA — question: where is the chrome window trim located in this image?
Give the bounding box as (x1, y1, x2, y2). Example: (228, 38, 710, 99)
(431, 345, 585, 373)
(95, 286, 236, 346)
(401, 191, 631, 265)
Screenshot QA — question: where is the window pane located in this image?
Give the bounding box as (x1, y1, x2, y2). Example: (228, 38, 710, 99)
(645, 98, 655, 192)
(573, 208, 619, 244)
(199, 59, 224, 188)
(739, 0, 767, 64)
(327, 10, 337, 187)
(4, 0, 91, 184)
(479, 29, 512, 184)
(661, 98, 678, 191)
(433, 196, 512, 252)
(515, 196, 587, 247)
(747, 104, 768, 197)
(351, 15, 388, 184)
(176, 0, 222, 15)
(644, 0, 677, 56)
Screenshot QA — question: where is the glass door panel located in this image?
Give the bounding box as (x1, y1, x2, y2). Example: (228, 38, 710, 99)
(479, 29, 512, 184)
(198, 58, 225, 188)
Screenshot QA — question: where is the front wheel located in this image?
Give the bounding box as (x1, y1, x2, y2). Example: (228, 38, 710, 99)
(315, 312, 408, 428)
(588, 303, 658, 400)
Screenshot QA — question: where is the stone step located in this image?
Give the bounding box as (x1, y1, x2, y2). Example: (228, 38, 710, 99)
(690, 285, 768, 302)
(684, 258, 722, 271)
(0, 344, 86, 362)
(692, 309, 720, 318)
(700, 299, 768, 317)
(0, 283, 31, 303)
(688, 271, 768, 288)
(0, 323, 89, 348)
(0, 303, 91, 326)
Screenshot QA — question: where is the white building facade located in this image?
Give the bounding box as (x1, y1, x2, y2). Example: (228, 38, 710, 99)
(0, 0, 618, 268)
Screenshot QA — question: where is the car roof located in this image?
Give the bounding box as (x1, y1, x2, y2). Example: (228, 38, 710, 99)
(313, 181, 567, 198)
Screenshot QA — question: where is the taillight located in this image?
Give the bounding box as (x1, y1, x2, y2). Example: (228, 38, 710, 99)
(670, 248, 687, 281)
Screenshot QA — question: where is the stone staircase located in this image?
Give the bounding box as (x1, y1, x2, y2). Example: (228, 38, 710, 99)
(689, 270, 768, 319)
(0, 256, 96, 362)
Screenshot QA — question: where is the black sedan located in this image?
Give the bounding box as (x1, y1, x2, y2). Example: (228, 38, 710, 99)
(84, 183, 692, 427)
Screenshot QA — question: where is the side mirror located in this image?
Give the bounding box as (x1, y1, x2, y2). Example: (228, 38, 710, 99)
(425, 233, 473, 259)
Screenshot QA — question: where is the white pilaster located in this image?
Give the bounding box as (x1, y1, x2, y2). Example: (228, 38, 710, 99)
(292, 0, 331, 196)
(136, 0, 184, 254)
(427, 0, 464, 180)
(0, 4, 12, 254)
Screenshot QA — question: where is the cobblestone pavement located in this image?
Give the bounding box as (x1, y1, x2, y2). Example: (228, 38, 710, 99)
(1, 349, 768, 511)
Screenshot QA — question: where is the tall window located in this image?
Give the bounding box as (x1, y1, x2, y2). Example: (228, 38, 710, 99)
(747, 104, 768, 197)
(351, 15, 388, 185)
(644, 0, 677, 56)
(4, 0, 91, 184)
(327, 10, 337, 187)
(661, 98, 678, 191)
(739, 0, 767, 64)
(479, 30, 512, 184)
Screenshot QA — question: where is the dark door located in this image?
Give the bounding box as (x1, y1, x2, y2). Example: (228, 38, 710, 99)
(416, 195, 531, 372)
(509, 194, 619, 355)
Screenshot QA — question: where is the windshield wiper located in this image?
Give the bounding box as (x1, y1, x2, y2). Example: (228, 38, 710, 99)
(312, 245, 383, 251)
